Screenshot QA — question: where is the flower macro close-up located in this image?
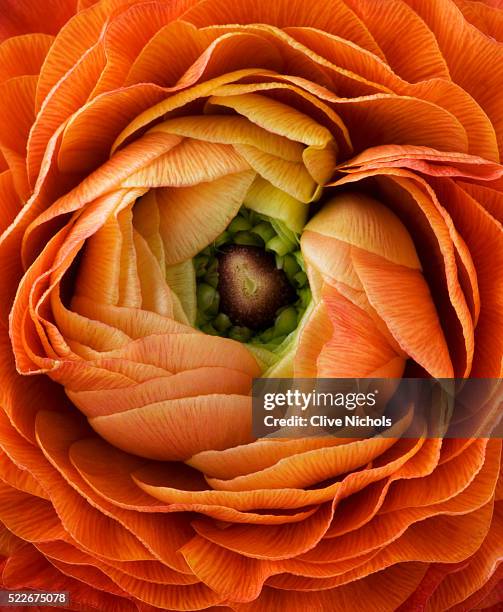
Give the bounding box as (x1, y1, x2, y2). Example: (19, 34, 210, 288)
(0, 0, 503, 610)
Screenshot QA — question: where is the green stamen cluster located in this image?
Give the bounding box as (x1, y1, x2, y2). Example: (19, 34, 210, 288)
(193, 207, 311, 351)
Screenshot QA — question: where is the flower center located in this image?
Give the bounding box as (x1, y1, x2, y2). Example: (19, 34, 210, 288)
(193, 207, 311, 348)
(217, 245, 297, 330)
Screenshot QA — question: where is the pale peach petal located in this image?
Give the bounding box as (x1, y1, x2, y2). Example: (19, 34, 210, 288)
(294, 301, 334, 376)
(334, 169, 476, 376)
(121, 139, 250, 188)
(90, 394, 253, 460)
(71, 296, 195, 338)
(133, 230, 177, 318)
(153, 170, 256, 265)
(305, 192, 421, 269)
(151, 115, 304, 161)
(23, 133, 178, 265)
(74, 207, 129, 307)
(51, 290, 131, 354)
(69, 367, 253, 418)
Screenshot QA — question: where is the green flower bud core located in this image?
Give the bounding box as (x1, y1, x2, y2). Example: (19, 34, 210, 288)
(193, 206, 311, 349)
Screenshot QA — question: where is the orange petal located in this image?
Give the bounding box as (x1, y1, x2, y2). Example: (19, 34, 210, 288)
(205, 424, 406, 492)
(0, 33, 53, 83)
(453, 0, 503, 42)
(91, 1, 197, 95)
(70, 438, 319, 524)
(406, 0, 503, 158)
(294, 300, 333, 376)
(188, 436, 349, 481)
(316, 284, 406, 378)
(234, 564, 427, 612)
(428, 501, 503, 610)
(0, 169, 21, 234)
(0, 75, 36, 198)
(124, 20, 211, 87)
(27, 37, 106, 184)
(343, 0, 449, 81)
(90, 394, 254, 460)
(35, 410, 194, 569)
(339, 144, 503, 180)
(134, 435, 424, 511)
(429, 178, 503, 377)
(192, 503, 333, 560)
(334, 169, 475, 376)
(181, 0, 386, 59)
(352, 247, 453, 377)
(34, 0, 124, 108)
(0, 0, 77, 41)
(2, 545, 138, 612)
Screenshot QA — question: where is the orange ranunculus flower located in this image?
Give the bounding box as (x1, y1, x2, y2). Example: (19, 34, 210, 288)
(0, 0, 502, 610)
